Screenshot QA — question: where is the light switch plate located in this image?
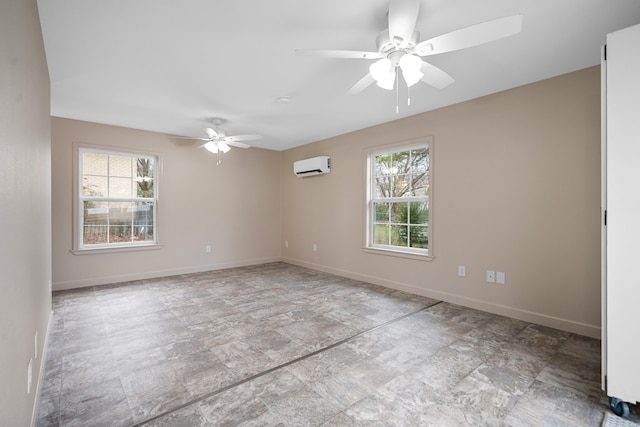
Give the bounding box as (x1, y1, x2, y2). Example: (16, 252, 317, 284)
(487, 270, 496, 283)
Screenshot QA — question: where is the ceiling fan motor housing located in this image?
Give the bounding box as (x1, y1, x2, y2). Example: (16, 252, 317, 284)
(376, 29, 420, 63)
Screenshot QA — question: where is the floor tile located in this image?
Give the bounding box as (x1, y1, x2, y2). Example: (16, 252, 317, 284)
(120, 362, 192, 423)
(139, 405, 209, 427)
(502, 380, 603, 427)
(59, 377, 133, 427)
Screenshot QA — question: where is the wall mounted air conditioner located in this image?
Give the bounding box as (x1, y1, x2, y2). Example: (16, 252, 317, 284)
(293, 156, 330, 177)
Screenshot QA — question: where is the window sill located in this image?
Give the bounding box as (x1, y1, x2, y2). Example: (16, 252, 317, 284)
(363, 247, 434, 262)
(71, 243, 164, 256)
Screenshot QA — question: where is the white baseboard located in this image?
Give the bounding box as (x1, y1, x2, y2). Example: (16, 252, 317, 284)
(282, 257, 601, 339)
(52, 257, 281, 291)
(30, 309, 52, 427)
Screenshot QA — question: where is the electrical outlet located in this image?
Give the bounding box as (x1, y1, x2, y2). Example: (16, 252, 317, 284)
(496, 272, 506, 284)
(205, 244, 211, 253)
(27, 358, 33, 394)
(486, 270, 496, 283)
(458, 265, 466, 277)
(313, 244, 317, 252)
(285, 241, 289, 248)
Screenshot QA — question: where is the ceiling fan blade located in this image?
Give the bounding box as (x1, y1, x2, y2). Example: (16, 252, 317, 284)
(388, 0, 421, 45)
(205, 127, 219, 138)
(295, 49, 381, 59)
(227, 141, 251, 149)
(420, 61, 454, 89)
(347, 73, 376, 95)
(415, 15, 523, 57)
(172, 136, 209, 141)
(227, 134, 262, 142)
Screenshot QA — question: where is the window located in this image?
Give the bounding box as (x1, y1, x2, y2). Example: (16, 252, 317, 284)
(366, 138, 432, 257)
(76, 147, 158, 251)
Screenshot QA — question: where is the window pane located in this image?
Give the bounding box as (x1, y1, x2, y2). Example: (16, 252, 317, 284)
(410, 173, 429, 197)
(374, 202, 389, 222)
(394, 174, 410, 197)
(132, 202, 154, 242)
(374, 224, 389, 245)
(82, 175, 107, 197)
(109, 201, 133, 242)
(386, 176, 395, 198)
(409, 201, 428, 225)
(375, 176, 393, 198)
(390, 225, 408, 246)
(409, 226, 428, 248)
(83, 152, 108, 176)
(390, 202, 406, 224)
(109, 155, 132, 177)
(136, 158, 154, 198)
(392, 151, 410, 173)
(109, 177, 133, 198)
(375, 153, 394, 176)
(409, 148, 429, 174)
(83, 201, 109, 245)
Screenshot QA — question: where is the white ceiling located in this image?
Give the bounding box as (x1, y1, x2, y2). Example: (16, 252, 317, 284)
(37, 0, 640, 151)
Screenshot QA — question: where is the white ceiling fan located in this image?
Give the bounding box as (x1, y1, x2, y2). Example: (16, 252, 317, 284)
(296, 0, 522, 104)
(176, 119, 261, 164)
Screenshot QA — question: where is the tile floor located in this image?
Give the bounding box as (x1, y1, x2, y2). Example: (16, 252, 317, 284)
(36, 262, 625, 426)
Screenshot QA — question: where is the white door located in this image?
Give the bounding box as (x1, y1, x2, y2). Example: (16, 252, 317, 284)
(605, 22, 640, 404)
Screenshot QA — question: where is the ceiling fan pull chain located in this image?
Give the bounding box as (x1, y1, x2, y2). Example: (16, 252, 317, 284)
(407, 84, 411, 106)
(395, 71, 400, 114)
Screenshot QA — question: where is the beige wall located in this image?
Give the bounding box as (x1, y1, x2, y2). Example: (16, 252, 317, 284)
(51, 118, 282, 289)
(0, 0, 52, 425)
(281, 67, 601, 338)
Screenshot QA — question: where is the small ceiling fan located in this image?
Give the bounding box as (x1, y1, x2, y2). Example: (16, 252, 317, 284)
(176, 119, 261, 164)
(296, 0, 522, 101)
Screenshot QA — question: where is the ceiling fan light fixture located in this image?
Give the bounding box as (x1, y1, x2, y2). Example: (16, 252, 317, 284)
(204, 141, 219, 154)
(369, 58, 393, 83)
(218, 140, 231, 153)
(401, 69, 423, 87)
(399, 54, 424, 87)
(376, 75, 396, 90)
(370, 58, 395, 90)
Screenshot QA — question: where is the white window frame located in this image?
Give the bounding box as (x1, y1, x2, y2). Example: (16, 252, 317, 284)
(363, 137, 434, 260)
(72, 143, 162, 254)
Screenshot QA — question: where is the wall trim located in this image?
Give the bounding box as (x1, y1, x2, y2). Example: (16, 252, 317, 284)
(30, 309, 52, 427)
(52, 257, 281, 291)
(282, 257, 601, 339)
